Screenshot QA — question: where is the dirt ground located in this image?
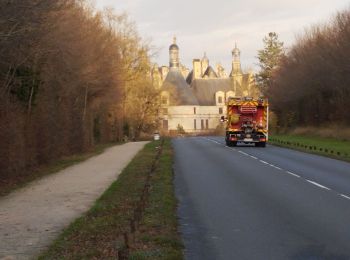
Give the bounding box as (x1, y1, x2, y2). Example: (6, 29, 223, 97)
(0, 141, 148, 260)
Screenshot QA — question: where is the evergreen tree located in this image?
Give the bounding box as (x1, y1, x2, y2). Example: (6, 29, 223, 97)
(256, 32, 285, 93)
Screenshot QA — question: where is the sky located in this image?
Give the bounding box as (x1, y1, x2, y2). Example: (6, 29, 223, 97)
(94, 0, 349, 72)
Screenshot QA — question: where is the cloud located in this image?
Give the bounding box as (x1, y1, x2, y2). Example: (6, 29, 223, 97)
(95, 0, 349, 72)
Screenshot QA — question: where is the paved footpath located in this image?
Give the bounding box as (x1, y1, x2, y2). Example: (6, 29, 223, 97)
(0, 142, 148, 260)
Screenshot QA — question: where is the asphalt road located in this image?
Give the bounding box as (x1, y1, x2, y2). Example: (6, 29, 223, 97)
(173, 136, 350, 260)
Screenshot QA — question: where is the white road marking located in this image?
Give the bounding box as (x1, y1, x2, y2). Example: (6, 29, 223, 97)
(259, 160, 269, 164)
(206, 138, 223, 145)
(203, 138, 350, 202)
(306, 180, 331, 190)
(340, 194, 350, 200)
(286, 171, 301, 178)
(205, 138, 220, 145)
(270, 164, 282, 170)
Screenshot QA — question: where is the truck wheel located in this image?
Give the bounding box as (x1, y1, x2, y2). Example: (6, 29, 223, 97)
(258, 142, 266, 147)
(255, 142, 265, 147)
(231, 141, 237, 147)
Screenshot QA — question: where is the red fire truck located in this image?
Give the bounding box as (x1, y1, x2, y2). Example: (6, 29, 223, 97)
(221, 97, 269, 147)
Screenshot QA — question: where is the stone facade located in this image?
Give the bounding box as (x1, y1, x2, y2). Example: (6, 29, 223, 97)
(160, 105, 227, 134)
(154, 37, 260, 134)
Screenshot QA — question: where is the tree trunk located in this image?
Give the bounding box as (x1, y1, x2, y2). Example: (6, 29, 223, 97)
(82, 85, 88, 121)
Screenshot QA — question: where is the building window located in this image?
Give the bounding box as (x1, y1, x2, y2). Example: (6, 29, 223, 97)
(162, 120, 168, 130)
(218, 96, 223, 104)
(219, 107, 223, 114)
(194, 119, 197, 130)
(194, 107, 196, 114)
(162, 108, 168, 115)
(206, 119, 209, 129)
(201, 119, 204, 130)
(162, 96, 168, 105)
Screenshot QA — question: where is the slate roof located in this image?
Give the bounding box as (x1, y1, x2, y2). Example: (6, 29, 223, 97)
(185, 70, 193, 84)
(190, 78, 235, 105)
(202, 66, 218, 78)
(162, 68, 199, 105)
(162, 68, 251, 106)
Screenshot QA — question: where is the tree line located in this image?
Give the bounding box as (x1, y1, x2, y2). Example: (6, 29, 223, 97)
(258, 8, 350, 129)
(0, 1, 159, 179)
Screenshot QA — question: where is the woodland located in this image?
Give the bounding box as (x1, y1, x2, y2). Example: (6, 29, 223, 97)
(266, 8, 350, 128)
(0, 0, 159, 178)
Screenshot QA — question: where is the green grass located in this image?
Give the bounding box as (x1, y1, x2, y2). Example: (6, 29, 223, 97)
(129, 140, 183, 260)
(0, 142, 121, 197)
(39, 139, 183, 259)
(270, 134, 350, 161)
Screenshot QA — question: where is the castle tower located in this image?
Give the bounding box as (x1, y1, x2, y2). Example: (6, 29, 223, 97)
(169, 36, 179, 69)
(193, 59, 201, 79)
(230, 43, 242, 76)
(201, 52, 209, 76)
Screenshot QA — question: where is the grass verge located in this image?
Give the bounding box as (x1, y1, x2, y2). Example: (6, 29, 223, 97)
(39, 139, 183, 259)
(0, 142, 121, 197)
(269, 134, 350, 162)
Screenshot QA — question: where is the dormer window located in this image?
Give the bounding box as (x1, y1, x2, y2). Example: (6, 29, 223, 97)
(215, 91, 225, 105)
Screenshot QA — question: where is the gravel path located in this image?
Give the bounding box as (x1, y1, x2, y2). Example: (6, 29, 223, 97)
(0, 141, 148, 260)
